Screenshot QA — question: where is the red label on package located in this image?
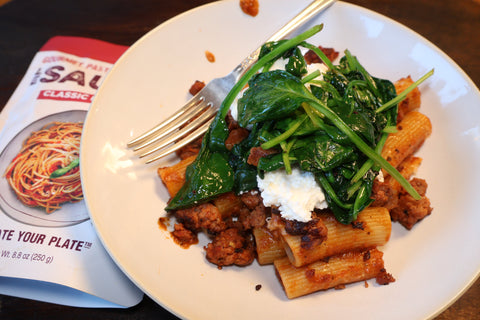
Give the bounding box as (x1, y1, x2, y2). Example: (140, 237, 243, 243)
(37, 90, 93, 103)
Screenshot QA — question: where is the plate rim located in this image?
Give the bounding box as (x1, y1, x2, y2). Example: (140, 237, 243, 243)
(81, 1, 480, 319)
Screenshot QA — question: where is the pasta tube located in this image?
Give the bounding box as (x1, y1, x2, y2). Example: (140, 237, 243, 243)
(394, 76, 421, 121)
(158, 155, 196, 197)
(213, 192, 245, 218)
(274, 248, 387, 299)
(253, 227, 286, 265)
(381, 111, 432, 170)
(280, 207, 391, 267)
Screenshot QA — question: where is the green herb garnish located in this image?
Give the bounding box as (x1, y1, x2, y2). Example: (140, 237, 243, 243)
(166, 24, 433, 224)
(50, 158, 79, 178)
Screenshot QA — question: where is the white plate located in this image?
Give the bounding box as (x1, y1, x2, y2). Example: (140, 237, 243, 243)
(81, 1, 480, 319)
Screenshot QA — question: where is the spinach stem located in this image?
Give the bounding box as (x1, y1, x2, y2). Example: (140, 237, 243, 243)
(261, 117, 306, 149)
(376, 69, 434, 113)
(347, 180, 363, 199)
(353, 182, 370, 215)
(281, 139, 296, 174)
(302, 102, 325, 128)
(300, 42, 335, 70)
(350, 132, 388, 184)
(301, 70, 321, 84)
(382, 125, 398, 134)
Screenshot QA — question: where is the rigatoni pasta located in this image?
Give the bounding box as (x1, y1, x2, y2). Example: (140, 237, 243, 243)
(274, 248, 388, 299)
(394, 76, 422, 121)
(381, 111, 432, 170)
(157, 155, 196, 197)
(253, 227, 286, 265)
(213, 192, 245, 218)
(278, 207, 391, 267)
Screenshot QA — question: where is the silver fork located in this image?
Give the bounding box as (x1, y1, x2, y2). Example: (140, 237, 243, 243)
(127, 0, 336, 164)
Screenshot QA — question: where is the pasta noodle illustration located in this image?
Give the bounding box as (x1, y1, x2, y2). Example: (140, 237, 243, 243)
(4, 122, 83, 213)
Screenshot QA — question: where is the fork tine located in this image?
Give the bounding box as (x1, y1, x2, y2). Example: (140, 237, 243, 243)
(127, 95, 204, 148)
(138, 106, 216, 158)
(132, 99, 211, 151)
(144, 120, 212, 164)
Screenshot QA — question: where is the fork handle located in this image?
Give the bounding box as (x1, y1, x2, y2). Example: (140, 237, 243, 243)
(232, 0, 336, 79)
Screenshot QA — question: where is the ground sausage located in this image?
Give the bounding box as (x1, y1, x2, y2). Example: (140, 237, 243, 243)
(205, 228, 255, 268)
(390, 178, 432, 230)
(175, 203, 227, 234)
(239, 190, 263, 210)
(239, 204, 267, 230)
(376, 268, 396, 285)
(175, 137, 202, 159)
(371, 179, 399, 210)
(225, 127, 250, 150)
(304, 46, 339, 64)
(239, 0, 259, 17)
(285, 217, 328, 249)
(171, 223, 198, 248)
(247, 146, 279, 166)
(189, 80, 205, 95)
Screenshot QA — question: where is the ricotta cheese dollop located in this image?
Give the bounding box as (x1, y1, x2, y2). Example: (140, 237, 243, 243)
(257, 167, 328, 222)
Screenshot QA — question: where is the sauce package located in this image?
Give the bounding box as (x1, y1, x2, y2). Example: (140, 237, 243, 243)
(0, 36, 143, 307)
